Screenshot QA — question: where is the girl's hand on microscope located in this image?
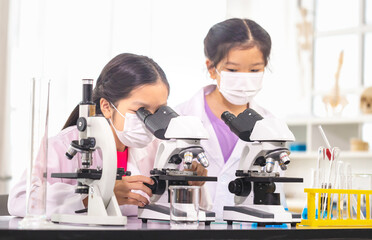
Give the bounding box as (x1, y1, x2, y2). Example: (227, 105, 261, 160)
(114, 175, 155, 207)
(187, 161, 208, 186)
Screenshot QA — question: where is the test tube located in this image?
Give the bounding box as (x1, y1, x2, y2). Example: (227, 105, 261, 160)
(19, 79, 51, 228)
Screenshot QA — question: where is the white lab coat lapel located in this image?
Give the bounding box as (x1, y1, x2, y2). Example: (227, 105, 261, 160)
(201, 121, 224, 170)
(219, 139, 245, 176)
(127, 147, 149, 176)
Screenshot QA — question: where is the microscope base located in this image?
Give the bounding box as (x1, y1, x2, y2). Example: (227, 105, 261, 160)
(138, 203, 215, 224)
(51, 214, 127, 226)
(51, 191, 127, 226)
(223, 205, 301, 225)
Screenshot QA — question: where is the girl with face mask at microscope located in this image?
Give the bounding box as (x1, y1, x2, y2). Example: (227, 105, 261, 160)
(175, 18, 287, 220)
(8, 53, 174, 217)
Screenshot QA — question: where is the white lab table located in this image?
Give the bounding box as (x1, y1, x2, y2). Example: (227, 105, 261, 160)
(1, 216, 372, 239)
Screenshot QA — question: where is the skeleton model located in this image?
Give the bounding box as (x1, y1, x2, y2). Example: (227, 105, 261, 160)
(360, 86, 372, 114)
(322, 50, 348, 116)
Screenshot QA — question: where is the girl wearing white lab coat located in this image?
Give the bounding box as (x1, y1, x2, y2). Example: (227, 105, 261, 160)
(8, 53, 169, 217)
(175, 18, 286, 220)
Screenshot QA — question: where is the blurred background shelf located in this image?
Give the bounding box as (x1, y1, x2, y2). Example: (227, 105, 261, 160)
(285, 115, 372, 154)
(284, 115, 372, 210)
(290, 151, 372, 160)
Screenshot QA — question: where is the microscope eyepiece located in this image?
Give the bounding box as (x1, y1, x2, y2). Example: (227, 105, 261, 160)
(221, 111, 236, 125)
(221, 109, 264, 142)
(136, 106, 179, 140)
(81, 79, 94, 104)
(136, 107, 152, 123)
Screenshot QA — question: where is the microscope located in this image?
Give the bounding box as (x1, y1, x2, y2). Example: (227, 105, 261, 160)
(221, 109, 303, 225)
(51, 79, 128, 225)
(136, 106, 217, 224)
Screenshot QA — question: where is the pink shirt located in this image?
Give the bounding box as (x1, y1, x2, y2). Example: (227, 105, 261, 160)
(117, 148, 128, 170)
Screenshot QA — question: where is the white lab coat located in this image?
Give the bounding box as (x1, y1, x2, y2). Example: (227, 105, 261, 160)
(175, 84, 286, 220)
(8, 126, 156, 218)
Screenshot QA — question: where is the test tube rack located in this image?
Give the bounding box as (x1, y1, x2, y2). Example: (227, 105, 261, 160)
(298, 188, 372, 228)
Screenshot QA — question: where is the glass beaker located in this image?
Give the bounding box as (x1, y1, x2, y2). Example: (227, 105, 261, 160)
(169, 185, 200, 229)
(19, 78, 51, 228)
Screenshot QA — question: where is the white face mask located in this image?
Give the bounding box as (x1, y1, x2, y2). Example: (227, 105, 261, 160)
(216, 70, 264, 105)
(110, 103, 154, 148)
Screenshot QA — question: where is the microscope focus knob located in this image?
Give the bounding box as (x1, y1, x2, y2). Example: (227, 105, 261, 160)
(145, 176, 166, 195)
(228, 178, 251, 197)
(77, 117, 87, 132)
(169, 154, 182, 165)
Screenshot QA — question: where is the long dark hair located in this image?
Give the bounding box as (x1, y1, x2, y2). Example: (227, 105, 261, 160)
(204, 18, 271, 69)
(62, 53, 169, 129)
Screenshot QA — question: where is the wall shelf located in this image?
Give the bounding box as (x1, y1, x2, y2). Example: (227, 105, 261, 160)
(285, 115, 372, 156)
(284, 115, 372, 209)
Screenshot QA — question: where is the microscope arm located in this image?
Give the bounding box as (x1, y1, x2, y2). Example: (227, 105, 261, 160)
(50, 79, 126, 225)
(86, 116, 117, 207)
(238, 143, 264, 171)
(153, 141, 179, 170)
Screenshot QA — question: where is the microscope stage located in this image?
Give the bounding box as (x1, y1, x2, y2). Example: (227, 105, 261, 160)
(158, 175, 217, 182)
(240, 176, 303, 183)
(51, 168, 130, 180)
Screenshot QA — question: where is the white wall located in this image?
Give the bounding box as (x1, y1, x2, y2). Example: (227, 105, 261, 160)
(6, 0, 228, 190)
(110, 0, 227, 108)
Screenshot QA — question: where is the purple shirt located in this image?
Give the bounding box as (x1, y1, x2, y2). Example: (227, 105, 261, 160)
(204, 95, 238, 163)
